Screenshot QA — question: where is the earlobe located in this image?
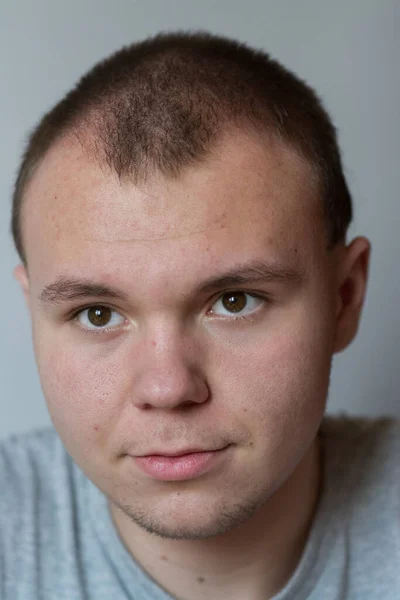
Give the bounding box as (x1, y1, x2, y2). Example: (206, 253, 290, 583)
(13, 264, 31, 309)
(333, 237, 371, 353)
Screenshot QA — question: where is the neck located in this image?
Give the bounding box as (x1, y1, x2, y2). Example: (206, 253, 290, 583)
(110, 435, 323, 600)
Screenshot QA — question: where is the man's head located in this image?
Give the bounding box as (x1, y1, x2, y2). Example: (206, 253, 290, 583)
(12, 31, 353, 264)
(12, 31, 369, 540)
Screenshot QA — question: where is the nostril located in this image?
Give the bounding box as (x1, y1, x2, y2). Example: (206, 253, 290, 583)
(181, 400, 195, 409)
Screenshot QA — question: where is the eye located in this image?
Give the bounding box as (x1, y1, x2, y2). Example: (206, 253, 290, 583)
(76, 306, 126, 331)
(209, 292, 264, 319)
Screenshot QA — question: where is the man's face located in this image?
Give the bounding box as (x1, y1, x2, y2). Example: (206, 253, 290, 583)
(19, 128, 339, 539)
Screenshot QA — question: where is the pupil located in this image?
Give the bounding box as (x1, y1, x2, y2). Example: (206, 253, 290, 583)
(222, 293, 247, 313)
(88, 306, 112, 327)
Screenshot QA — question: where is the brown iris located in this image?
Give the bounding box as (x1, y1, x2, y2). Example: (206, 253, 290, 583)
(87, 306, 112, 327)
(221, 292, 247, 313)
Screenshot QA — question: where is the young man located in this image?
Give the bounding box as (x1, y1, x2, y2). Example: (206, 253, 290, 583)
(2, 31, 398, 599)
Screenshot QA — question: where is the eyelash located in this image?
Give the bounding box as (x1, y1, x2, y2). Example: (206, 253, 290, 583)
(66, 291, 269, 336)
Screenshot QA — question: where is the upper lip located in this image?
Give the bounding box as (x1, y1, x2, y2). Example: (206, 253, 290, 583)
(137, 446, 228, 457)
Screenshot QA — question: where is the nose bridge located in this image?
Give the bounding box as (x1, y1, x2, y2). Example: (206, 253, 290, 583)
(132, 320, 209, 410)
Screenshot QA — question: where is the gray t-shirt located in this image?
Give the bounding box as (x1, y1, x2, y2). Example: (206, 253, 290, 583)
(1, 414, 399, 599)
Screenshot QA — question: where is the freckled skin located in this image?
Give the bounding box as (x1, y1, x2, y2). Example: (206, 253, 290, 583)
(16, 127, 370, 599)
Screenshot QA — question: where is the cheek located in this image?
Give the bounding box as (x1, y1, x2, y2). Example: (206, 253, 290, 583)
(212, 312, 334, 446)
(35, 339, 128, 444)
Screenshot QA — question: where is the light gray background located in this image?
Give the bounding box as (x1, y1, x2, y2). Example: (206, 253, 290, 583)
(0, 0, 398, 439)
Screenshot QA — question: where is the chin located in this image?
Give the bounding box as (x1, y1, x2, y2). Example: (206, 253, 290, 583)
(117, 489, 265, 541)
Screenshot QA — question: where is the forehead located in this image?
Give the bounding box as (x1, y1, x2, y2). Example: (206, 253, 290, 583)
(22, 128, 323, 282)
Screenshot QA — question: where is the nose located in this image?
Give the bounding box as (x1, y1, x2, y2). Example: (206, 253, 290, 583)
(132, 328, 210, 411)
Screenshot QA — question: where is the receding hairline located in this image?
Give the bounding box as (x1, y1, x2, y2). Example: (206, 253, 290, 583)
(18, 119, 322, 259)
(12, 31, 352, 265)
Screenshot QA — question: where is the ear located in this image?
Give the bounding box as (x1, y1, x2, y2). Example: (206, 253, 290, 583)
(13, 264, 31, 311)
(333, 236, 371, 353)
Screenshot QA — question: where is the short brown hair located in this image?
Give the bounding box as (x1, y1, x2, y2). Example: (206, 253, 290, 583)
(11, 30, 353, 264)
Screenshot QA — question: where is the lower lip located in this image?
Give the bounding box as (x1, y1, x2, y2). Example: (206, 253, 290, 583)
(133, 447, 230, 481)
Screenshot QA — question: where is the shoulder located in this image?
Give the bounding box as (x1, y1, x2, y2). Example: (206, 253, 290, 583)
(320, 412, 400, 465)
(320, 412, 400, 437)
(0, 427, 87, 596)
(0, 426, 69, 503)
(0, 426, 80, 545)
(319, 412, 400, 506)
(319, 412, 400, 455)
(0, 425, 62, 466)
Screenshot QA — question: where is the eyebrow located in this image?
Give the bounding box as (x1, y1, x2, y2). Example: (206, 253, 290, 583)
(39, 277, 130, 306)
(38, 260, 304, 307)
(195, 260, 303, 295)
